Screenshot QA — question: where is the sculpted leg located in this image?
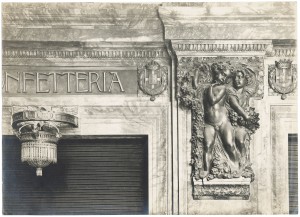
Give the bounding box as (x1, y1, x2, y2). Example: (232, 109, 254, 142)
(235, 127, 248, 158)
(202, 124, 216, 178)
(219, 121, 239, 165)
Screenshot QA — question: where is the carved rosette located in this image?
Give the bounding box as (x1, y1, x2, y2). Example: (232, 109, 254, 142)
(268, 59, 297, 100)
(138, 60, 168, 101)
(12, 106, 78, 176)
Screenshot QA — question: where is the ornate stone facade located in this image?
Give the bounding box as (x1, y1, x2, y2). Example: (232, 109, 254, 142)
(2, 2, 297, 215)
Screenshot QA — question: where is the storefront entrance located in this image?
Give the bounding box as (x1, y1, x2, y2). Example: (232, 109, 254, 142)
(3, 136, 148, 215)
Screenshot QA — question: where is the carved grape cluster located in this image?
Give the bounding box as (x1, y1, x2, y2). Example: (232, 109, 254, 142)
(209, 158, 233, 180)
(229, 107, 260, 134)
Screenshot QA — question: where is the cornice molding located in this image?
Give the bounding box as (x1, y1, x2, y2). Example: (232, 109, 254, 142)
(2, 41, 168, 59)
(272, 47, 296, 57)
(170, 40, 296, 57)
(3, 49, 167, 59)
(172, 40, 272, 52)
(2, 40, 296, 59)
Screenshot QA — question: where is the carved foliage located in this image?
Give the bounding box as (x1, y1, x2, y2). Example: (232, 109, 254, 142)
(193, 184, 250, 200)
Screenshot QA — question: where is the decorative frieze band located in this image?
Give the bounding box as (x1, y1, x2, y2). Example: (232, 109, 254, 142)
(272, 47, 296, 57)
(175, 42, 270, 53)
(171, 40, 272, 54)
(171, 40, 296, 57)
(3, 49, 167, 59)
(3, 42, 296, 59)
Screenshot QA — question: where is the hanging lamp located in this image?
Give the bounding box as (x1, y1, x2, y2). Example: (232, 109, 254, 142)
(12, 107, 78, 176)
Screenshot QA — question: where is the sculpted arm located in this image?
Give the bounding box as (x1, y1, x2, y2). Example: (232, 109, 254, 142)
(228, 94, 249, 119)
(208, 85, 226, 105)
(192, 71, 199, 89)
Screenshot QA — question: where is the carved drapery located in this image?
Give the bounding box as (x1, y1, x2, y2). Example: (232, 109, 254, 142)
(11, 106, 78, 176)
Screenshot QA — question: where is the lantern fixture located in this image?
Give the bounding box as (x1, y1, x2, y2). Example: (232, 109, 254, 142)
(12, 107, 78, 176)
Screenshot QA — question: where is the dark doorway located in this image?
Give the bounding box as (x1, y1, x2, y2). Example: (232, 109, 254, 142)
(288, 134, 298, 214)
(3, 136, 148, 215)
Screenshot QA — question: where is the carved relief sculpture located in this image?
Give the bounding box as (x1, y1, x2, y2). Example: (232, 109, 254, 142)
(138, 60, 168, 101)
(177, 57, 262, 199)
(268, 59, 297, 100)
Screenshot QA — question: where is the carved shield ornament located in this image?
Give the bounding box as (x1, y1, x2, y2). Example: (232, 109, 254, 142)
(138, 60, 168, 101)
(268, 59, 297, 100)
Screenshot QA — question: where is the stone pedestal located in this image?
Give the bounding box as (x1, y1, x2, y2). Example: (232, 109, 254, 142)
(193, 177, 251, 200)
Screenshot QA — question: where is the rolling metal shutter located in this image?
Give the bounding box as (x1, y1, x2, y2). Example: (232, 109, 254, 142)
(289, 134, 298, 214)
(3, 136, 148, 215)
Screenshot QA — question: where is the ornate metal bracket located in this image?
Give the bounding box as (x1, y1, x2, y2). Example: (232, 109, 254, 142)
(11, 107, 78, 176)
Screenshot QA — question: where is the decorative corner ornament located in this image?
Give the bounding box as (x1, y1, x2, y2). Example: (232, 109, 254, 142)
(11, 107, 78, 176)
(268, 59, 297, 100)
(138, 60, 168, 101)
